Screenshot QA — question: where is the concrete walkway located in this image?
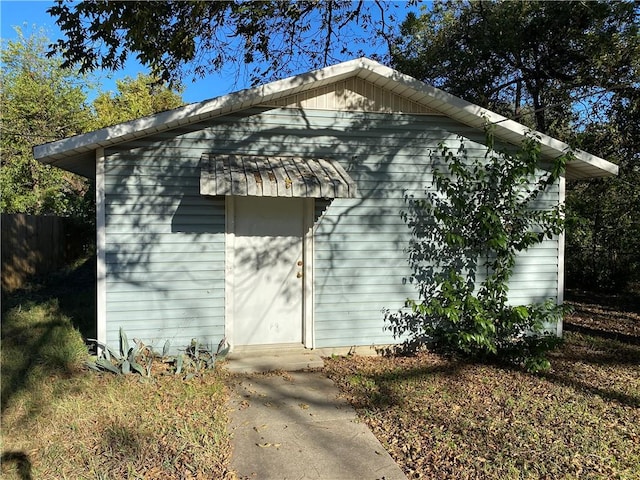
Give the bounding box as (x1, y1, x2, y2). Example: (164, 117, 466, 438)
(227, 370, 408, 480)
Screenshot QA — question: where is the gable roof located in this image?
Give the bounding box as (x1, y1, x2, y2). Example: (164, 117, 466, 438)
(33, 57, 617, 180)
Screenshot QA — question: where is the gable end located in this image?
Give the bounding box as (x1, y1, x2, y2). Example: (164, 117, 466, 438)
(262, 77, 441, 114)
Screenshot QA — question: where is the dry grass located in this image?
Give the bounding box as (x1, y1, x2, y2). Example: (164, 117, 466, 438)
(3, 260, 638, 479)
(2, 371, 233, 479)
(325, 295, 640, 479)
(1, 268, 233, 480)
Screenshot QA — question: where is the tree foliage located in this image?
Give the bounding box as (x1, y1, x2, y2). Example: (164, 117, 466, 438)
(391, 0, 638, 138)
(565, 45, 640, 289)
(385, 132, 568, 372)
(391, 0, 640, 290)
(0, 29, 93, 216)
(92, 73, 184, 129)
(47, 0, 402, 86)
(1, 30, 185, 221)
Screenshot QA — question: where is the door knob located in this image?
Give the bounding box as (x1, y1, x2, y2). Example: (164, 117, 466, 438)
(297, 260, 303, 266)
(296, 272, 303, 278)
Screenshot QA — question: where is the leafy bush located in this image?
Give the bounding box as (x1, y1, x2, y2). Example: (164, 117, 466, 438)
(386, 130, 568, 371)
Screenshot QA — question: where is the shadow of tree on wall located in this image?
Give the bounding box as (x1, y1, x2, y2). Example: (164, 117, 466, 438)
(200, 107, 449, 346)
(102, 104, 437, 349)
(102, 137, 227, 350)
(98, 67, 563, 350)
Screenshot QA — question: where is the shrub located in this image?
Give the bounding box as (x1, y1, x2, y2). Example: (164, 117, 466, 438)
(386, 130, 568, 372)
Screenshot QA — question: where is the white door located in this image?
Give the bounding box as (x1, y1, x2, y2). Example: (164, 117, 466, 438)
(232, 196, 305, 346)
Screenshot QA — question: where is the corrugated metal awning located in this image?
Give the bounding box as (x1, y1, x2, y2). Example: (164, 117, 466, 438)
(200, 154, 358, 198)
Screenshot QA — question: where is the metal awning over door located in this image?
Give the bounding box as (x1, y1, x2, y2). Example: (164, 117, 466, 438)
(200, 154, 357, 198)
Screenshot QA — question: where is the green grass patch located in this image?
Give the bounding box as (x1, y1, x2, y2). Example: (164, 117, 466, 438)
(1, 298, 87, 411)
(326, 324, 640, 479)
(2, 371, 233, 479)
(1, 262, 233, 479)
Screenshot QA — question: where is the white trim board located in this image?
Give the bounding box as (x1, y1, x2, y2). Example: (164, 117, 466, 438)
(95, 148, 107, 347)
(303, 198, 315, 349)
(557, 175, 566, 337)
(224, 197, 235, 351)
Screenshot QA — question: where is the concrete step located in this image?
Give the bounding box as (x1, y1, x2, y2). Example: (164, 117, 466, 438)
(224, 346, 324, 373)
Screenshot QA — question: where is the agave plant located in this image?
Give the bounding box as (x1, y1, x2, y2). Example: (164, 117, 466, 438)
(86, 328, 228, 378)
(175, 337, 229, 379)
(86, 327, 154, 375)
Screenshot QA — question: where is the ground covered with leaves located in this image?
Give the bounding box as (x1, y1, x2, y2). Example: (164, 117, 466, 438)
(3, 260, 639, 479)
(325, 293, 640, 479)
(565, 289, 640, 342)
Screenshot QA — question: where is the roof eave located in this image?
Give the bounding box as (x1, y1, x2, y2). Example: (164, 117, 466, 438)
(354, 61, 619, 179)
(33, 57, 618, 180)
(33, 58, 373, 168)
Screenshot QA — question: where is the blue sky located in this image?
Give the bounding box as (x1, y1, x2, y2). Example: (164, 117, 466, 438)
(1, 1, 415, 104)
(0, 0, 236, 103)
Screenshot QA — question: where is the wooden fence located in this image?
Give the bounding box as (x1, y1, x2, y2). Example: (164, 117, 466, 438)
(1, 214, 83, 292)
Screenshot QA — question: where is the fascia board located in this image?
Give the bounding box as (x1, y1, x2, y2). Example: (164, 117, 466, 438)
(33, 56, 618, 179)
(356, 59, 618, 178)
(33, 59, 371, 164)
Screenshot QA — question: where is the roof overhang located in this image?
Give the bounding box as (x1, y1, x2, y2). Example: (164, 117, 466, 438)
(33, 58, 618, 181)
(200, 154, 357, 198)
